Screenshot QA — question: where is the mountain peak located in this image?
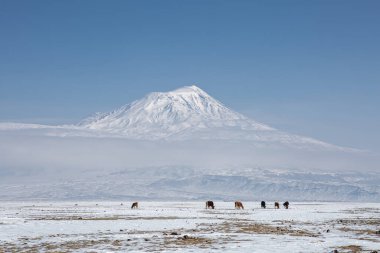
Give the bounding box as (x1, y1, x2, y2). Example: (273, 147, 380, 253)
(143, 85, 210, 103)
(170, 85, 207, 95)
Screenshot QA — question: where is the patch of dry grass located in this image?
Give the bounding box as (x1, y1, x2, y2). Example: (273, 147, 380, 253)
(334, 218, 380, 226)
(0, 239, 119, 253)
(236, 222, 317, 237)
(339, 227, 380, 236)
(33, 215, 184, 221)
(197, 220, 318, 238)
(163, 235, 213, 249)
(338, 244, 363, 253)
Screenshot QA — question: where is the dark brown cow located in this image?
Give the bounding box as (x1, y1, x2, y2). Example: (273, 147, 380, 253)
(261, 201, 266, 208)
(235, 201, 244, 209)
(274, 202, 280, 209)
(283, 201, 289, 209)
(205, 201, 215, 209)
(131, 202, 138, 209)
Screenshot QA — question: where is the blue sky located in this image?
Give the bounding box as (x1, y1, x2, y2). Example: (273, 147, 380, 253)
(0, 0, 379, 151)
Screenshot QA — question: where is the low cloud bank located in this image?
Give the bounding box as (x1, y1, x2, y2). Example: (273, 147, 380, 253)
(0, 129, 378, 181)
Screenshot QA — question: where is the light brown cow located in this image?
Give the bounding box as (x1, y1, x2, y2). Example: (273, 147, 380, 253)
(274, 202, 280, 209)
(131, 202, 138, 209)
(205, 201, 215, 209)
(235, 201, 244, 209)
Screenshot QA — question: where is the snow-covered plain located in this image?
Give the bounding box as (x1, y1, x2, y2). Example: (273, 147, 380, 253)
(0, 202, 379, 252)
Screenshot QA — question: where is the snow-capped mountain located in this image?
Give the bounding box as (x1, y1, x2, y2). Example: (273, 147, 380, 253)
(77, 85, 342, 150)
(1, 85, 378, 201)
(79, 85, 272, 136)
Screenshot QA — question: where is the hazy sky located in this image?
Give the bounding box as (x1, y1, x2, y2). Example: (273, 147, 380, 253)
(0, 0, 379, 151)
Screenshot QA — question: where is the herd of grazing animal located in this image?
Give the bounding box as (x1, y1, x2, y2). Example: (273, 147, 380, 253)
(128, 201, 289, 210)
(212, 200, 290, 210)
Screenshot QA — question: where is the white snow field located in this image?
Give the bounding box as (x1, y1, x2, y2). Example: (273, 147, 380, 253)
(0, 202, 379, 252)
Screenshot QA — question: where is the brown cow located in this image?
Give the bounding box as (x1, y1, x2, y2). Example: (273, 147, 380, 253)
(131, 202, 138, 209)
(283, 201, 289, 209)
(274, 202, 280, 209)
(205, 201, 215, 209)
(235, 201, 244, 209)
